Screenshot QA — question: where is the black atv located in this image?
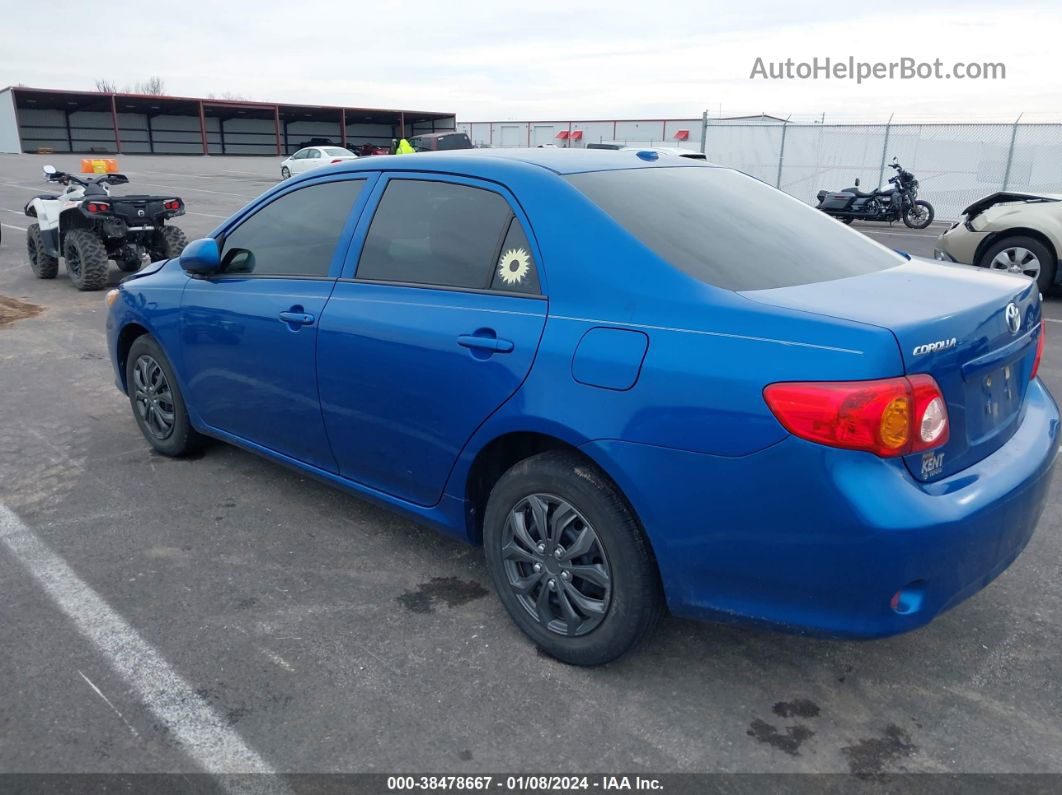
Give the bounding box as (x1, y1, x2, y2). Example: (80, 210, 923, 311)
(25, 165, 188, 291)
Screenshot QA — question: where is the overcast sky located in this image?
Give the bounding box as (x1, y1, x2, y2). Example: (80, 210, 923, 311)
(3, 0, 1059, 122)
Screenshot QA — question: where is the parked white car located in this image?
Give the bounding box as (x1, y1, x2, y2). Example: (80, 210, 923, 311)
(280, 146, 358, 179)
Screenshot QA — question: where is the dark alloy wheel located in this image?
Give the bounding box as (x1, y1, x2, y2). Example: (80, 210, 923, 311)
(63, 228, 109, 291)
(125, 335, 205, 456)
(484, 451, 663, 666)
(26, 223, 59, 279)
(132, 354, 176, 440)
(501, 494, 612, 637)
(903, 200, 934, 229)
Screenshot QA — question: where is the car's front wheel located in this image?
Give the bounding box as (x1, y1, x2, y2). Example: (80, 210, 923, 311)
(979, 235, 1056, 294)
(125, 335, 204, 456)
(483, 451, 663, 666)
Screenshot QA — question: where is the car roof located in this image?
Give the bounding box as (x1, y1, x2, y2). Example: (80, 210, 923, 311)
(325, 147, 716, 176)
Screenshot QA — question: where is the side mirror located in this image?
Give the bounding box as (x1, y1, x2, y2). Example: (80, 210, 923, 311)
(854, 178, 860, 187)
(179, 237, 222, 274)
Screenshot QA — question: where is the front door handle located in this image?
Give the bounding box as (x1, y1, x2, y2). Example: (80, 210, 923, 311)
(457, 334, 514, 353)
(278, 310, 315, 327)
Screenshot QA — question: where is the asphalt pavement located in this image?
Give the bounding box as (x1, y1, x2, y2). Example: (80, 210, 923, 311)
(0, 154, 1060, 779)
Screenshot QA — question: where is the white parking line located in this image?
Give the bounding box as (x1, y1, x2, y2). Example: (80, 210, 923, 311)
(0, 503, 281, 779)
(1044, 317, 1062, 324)
(2, 222, 27, 232)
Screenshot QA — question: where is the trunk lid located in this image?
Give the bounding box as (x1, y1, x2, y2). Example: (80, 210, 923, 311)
(743, 259, 1042, 481)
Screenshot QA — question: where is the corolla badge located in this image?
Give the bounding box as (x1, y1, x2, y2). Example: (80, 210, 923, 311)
(1005, 303, 1021, 335)
(912, 338, 957, 356)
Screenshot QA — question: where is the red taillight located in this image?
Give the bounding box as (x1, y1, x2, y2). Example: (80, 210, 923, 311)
(1031, 323, 1045, 380)
(763, 375, 948, 457)
(85, 201, 110, 213)
(163, 199, 182, 211)
(330, 158, 344, 164)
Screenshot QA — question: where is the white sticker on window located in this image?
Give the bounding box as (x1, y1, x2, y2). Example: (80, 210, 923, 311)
(498, 248, 531, 286)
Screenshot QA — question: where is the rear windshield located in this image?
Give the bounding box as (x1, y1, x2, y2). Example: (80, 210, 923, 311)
(565, 167, 904, 291)
(323, 147, 350, 157)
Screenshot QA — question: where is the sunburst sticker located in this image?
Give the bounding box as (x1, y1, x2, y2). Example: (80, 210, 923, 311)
(498, 248, 531, 285)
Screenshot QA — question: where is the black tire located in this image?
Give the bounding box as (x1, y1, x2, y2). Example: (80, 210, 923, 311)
(281, 166, 291, 179)
(978, 235, 1057, 294)
(903, 200, 934, 229)
(63, 228, 110, 291)
(839, 216, 853, 225)
(483, 450, 663, 666)
(27, 223, 59, 279)
(152, 225, 188, 261)
(125, 335, 204, 457)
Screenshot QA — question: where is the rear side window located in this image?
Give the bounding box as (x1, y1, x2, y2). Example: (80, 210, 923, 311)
(491, 217, 540, 294)
(323, 147, 350, 157)
(356, 179, 514, 289)
(220, 180, 364, 277)
(566, 167, 904, 291)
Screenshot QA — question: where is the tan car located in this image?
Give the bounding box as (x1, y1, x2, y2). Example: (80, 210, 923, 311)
(935, 191, 1062, 293)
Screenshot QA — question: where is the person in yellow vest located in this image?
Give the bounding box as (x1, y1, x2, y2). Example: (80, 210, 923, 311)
(395, 138, 416, 155)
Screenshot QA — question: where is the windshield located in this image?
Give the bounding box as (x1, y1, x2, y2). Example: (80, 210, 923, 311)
(566, 167, 905, 291)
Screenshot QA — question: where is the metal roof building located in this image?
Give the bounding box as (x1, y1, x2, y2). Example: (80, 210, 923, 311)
(0, 86, 456, 156)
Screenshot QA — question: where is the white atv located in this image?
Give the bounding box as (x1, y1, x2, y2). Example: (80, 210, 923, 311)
(24, 165, 188, 291)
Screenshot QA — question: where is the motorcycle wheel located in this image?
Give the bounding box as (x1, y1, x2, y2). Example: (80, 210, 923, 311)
(903, 200, 934, 230)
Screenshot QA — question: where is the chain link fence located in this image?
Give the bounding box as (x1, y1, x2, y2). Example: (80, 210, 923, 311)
(704, 120, 1062, 221)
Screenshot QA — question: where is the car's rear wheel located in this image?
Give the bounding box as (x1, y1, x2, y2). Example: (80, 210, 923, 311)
(483, 451, 663, 666)
(126, 335, 204, 457)
(281, 166, 291, 179)
(26, 223, 59, 279)
(979, 235, 1056, 294)
(63, 229, 110, 291)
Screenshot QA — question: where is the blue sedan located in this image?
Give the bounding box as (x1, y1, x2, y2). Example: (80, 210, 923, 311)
(106, 149, 1057, 665)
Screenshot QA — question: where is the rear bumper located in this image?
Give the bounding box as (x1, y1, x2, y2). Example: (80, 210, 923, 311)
(582, 379, 1059, 638)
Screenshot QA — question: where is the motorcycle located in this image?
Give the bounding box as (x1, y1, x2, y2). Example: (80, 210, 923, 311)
(24, 165, 188, 291)
(816, 157, 935, 230)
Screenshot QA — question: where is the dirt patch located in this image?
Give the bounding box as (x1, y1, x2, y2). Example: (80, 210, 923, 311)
(0, 296, 43, 328)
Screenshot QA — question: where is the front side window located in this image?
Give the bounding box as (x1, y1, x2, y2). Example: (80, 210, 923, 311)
(566, 167, 904, 291)
(356, 179, 515, 289)
(292, 149, 309, 160)
(220, 180, 364, 278)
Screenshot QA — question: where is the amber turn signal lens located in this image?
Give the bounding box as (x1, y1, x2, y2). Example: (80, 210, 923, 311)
(879, 396, 911, 449)
(105, 289, 119, 308)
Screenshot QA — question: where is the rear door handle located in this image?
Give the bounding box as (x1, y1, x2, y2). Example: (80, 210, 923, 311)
(278, 310, 315, 326)
(457, 334, 514, 353)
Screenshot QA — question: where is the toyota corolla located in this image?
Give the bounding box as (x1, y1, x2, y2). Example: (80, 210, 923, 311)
(106, 149, 1057, 666)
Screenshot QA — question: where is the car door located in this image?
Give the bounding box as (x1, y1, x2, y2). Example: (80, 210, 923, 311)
(181, 174, 375, 471)
(317, 174, 548, 506)
(302, 147, 323, 173)
(287, 148, 307, 173)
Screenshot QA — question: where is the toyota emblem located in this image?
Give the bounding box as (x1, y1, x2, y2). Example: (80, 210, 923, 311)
(1005, 303, 1021, 335)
